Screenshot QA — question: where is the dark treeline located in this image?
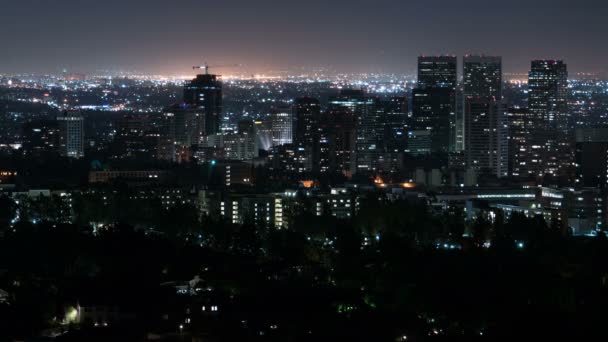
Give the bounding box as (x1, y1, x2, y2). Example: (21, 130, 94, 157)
(1, 194, 608, 341)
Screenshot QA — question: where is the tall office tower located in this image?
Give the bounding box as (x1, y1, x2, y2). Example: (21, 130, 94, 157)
(463, 56, 502, 100)
(292, 97, 321, 147)
(464, 99, 508, 178)
(57, 110, 84, 158)
(292, 97, 321, 174)
(461, 55, 502, 152)
(462, 55, 507, 177)
(317, 108, 357, 177)
(411, 88, 455, 153)
(507, 107, 535, 177)
(413, 56, 457, 154)
(357, 97, 386, 173)
(383, 96, 408, 153)
(527, 60, 570, 178)
(161, 104, 204, 160)
(315, 89, 366, 176)
(183, 73, 222, 135)
(575, 128, 608, 187)
(417, 56, 458, 89)
(270, 106, 293, 146)
(328, 89, 379, 174)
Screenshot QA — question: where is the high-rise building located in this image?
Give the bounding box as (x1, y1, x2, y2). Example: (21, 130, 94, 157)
(183, 73, 222, 135)
(292, 97, 320, 148)
(463, 56, 502, 100)
(57, 110, 84, 158)
(575, 128, 608, 188)
(462, 55, 507, 178)
(357, 97, 386, 174)
(417, 56, 457, 89)
(162, 104, 204, 147)
(413, 56, 457, 155)
(327, 109, 357, 177)
(328, 89, 379, 174)
(292, 97, 321, 174)
(527, 60, 570, 178)
(159, 105, 204, 161)
(411, 88, 455, 154)
(507, 107, 534, 177)
(461, 55, 502, 153)
(318, 95, 359, 176)
(383, 96, 408, 153)
(464, 99, 508, 178)
(270, 106, 293, 146)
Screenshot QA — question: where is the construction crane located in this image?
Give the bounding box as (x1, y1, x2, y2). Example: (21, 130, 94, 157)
(192, 62, 241, 75)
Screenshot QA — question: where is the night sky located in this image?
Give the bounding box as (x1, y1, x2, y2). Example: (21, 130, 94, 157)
(1, 0, 606, 75)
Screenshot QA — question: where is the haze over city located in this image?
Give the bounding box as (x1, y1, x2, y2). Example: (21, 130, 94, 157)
(1, 0, 607, 75)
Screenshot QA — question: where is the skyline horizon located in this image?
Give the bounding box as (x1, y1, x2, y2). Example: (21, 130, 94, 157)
(1, 59, 604, 81)
(2, 0, 606, 76)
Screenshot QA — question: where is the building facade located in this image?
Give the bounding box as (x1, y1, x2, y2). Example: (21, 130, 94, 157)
(57, 110, 84, 158)
(183, 74, 223, 135)
(527, 60, 571, 178)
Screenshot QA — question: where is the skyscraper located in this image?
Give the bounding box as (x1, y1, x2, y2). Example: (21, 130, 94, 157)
(417, 56, 457, 89)
(183, 73, 222, 135)
(463, 56, 502, 100)
(57, 110, 84, 158)
(527, 60, 570, 178)
(413, 56, 457, 155)
(314, 90, 375, 176)
(328, 89, 379, 174)
(292, 97, 320, 148)
(456, 55, 503, 155)
(357, 97, 386, 174)
(383, 96, 408, 153)
(464, 99, 508, 178)
(162, 104, 204, 147)
(507, 107, 534, 177)
(462, 55, 507, 178)
(411, 88, 454, 154)
(270, 106, 293, 147)
(320, 108, 357, 177)
(159, 104, 204, 161)
(292, 97, 321, 173)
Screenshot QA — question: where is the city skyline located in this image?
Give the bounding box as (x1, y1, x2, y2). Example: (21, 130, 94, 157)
(1, 0, 607, 76)
(4, 1, 608, 340)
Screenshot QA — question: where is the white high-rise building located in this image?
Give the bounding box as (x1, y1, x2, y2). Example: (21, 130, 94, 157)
(57, 110, 84, 158)
(270, 107, 293, 147)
